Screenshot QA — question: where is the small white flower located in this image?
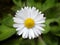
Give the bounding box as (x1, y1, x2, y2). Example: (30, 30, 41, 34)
(13, 7, 46, 39)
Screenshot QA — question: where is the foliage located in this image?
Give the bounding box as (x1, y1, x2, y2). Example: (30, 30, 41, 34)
(0, 0, 60, 45)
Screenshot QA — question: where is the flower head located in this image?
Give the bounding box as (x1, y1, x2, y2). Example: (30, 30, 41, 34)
(13, 7, 46, 39)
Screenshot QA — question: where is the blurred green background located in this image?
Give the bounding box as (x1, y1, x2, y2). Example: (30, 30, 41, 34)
(0, 0, 60, 45)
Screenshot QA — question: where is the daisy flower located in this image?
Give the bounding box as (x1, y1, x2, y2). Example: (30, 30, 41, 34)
(13, 7, 46, 39)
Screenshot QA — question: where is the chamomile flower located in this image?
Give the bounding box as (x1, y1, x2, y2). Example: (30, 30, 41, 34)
(13, 7, 46, 39)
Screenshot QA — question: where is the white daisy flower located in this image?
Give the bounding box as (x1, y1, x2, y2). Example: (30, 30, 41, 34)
(13, 7, 46, 39)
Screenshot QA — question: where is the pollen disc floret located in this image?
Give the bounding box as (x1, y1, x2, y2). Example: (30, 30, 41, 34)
(13, 6, 46, 39)
(24, 18, 35, 28)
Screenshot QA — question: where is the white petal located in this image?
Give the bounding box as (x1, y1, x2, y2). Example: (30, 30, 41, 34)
(30, 7, 36, 18)
(21, 7, 30, 18)
(35, 17, 46, 22)
(16, 25, 24, 31)
(33, 28, 39, 37)
(35, 25, 44, 31)
(17, 28, 25, 35)
(15, 15, 24, 20)
(24, 31, 29, 38)
(35, 14, 46, 21)
(29, 29, 35, 39)
(31, 8, 39, 19)
(13, 17, 24, 23)
(16, 11, 28, 19)
(33, 27, 42, 36)
(35, 20, 45, 24)
(32, 7, 36, 10)
(35, 24, 45, 27)
(28, 7, 32, 18)
(16, 10, 24, 19)
(28, 30, 31, 39)
(22, 28, 28, 38)
(35, 29, 41, 35)
(13, 24, 23, 28)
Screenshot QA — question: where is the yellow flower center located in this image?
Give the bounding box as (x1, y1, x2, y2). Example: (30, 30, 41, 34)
(24, 18, 35, 28)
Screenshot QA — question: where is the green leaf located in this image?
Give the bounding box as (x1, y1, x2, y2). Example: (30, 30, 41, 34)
(1, 37, 23, 45)
(1, 38, 35, 45)
(43, 18, 60, 34)
(42, 0, 56, 11)
(27, 0, 42, 10)
(27, 0, 35, 6)
(13, 0, 25, 8)
(19, 39, 35, 45)
(31, 39, 35, 45)
(51, 18, 60, 36)
(43, 19, 51, 34)
(0, 25, 16, 41)
(44, 3, 60, 19)
(2, 14, 14, 27)
(38, 37, 46, 45)
(53, 31, 60, 37)
(49, 18, 60, 32)
(43, 34, 58, 45)
(27, 0, 56, 12)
